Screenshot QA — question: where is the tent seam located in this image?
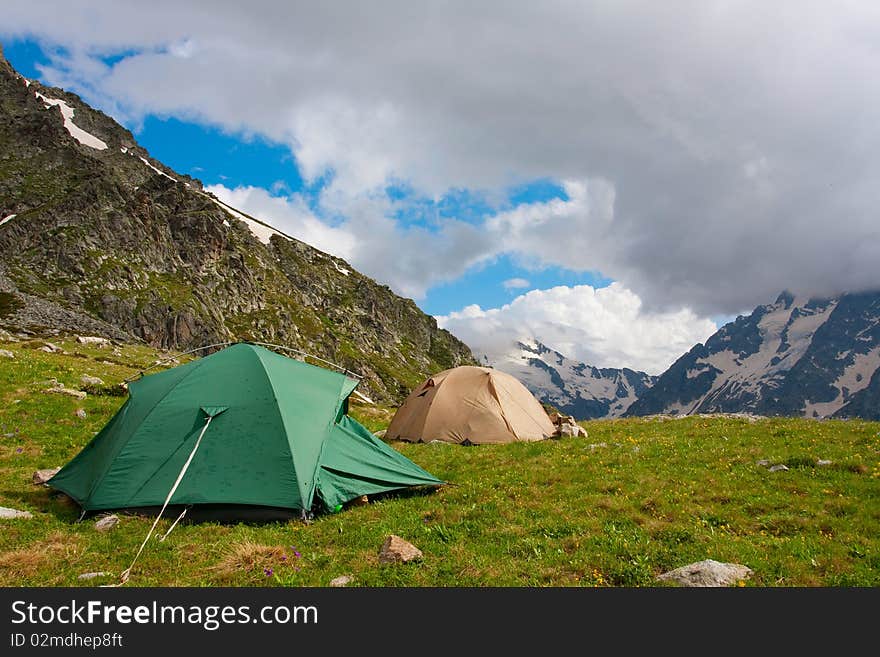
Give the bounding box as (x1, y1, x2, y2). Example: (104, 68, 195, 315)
(83, 356, 211, 505)
(489, 373, 553, 437)
(486, 375, 519, 439)
(308, 375, 354, 508)
(251, 346, 305, 509)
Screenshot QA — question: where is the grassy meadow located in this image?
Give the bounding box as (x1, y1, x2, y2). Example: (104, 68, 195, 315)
(0, 336, 878, 587)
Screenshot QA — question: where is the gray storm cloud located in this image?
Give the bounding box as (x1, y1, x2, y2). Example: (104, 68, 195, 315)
(4, 0, 880, 316)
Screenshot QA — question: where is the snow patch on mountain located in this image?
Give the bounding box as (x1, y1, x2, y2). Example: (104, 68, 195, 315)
(804, 346, 880, 418)
(203, 193, 290, 246)
(137, 155, 177, 181)
(34, 91, 108, 150)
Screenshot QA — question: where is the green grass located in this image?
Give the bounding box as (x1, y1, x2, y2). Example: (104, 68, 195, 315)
(0, 337, 878, 587)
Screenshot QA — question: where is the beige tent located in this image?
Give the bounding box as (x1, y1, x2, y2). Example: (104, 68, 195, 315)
(385, 366, 556, 445)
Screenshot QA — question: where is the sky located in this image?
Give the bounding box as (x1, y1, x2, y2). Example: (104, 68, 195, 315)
(3, 1, 879, 374)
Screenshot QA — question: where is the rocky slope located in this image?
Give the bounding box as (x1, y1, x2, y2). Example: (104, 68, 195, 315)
(624, 291, 880, 419)
(0, 47, 475, 403)
(478, 339, 656, 419)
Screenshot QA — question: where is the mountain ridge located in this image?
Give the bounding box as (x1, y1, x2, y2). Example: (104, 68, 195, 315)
(483, 288, 880, 422)
(623, 290, 880, 420)
(0, 47, 477, 404)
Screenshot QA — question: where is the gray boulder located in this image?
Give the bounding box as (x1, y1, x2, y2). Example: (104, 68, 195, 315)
(32, 467, 60, 485)
(43, 380, 87, 399)
(0, 506, 33, 519)
(657, 559, 753, 587)
(76, 336, 110, 346)
(94, 514, 119, 532)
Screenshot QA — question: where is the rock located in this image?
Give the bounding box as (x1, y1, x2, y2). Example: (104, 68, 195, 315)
(43, 384, 87, 400)
(373, 429, 387, 439)
(0, 506, 33, 519)
(32, 467, 60, 485)
(657, 559, 753, 587)
(77, 571, 112, 580)
(94, 514, 119, 532)
(80, 374, 104, 386)
(329, 575, 354, 587)
(76, 336, 110, 346)
(349, 495, 369, 507)
(0, 349, 13, 358)
(75, 408, 87, 419)
(40, 342, 63, 353)
(550, 412, 587, 439)
(378, 534, 423, 564)
(43, 379, 87, 399)
(817, 459, 832, 466)
(557, 422, 579, 438)
(756, 459, 771, 467)
(768, 464, 789, 472)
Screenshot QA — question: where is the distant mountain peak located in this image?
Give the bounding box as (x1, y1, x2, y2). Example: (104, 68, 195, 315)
(480, 339, 656, 419)
(624, 290, 880, 420)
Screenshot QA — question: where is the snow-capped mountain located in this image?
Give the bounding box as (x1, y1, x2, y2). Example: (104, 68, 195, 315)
(479, 339, 656, 419)
(624, 291, 880, 419)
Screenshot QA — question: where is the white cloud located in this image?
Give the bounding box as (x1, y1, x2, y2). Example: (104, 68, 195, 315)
(436, 283, 717, 375)
(502, 278, 530, 290)
(168, 38, 197, 59)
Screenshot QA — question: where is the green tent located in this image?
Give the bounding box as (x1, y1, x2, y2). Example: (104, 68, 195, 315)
(49, 343, 443, 518)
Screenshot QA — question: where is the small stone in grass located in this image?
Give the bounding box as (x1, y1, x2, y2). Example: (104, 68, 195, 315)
(78, 571, 112, 580)
(378, 535, 423, 564)
(94, 514, 119, 532)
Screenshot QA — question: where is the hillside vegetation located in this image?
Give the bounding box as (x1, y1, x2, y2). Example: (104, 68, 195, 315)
(0, 337, 877, 586)
(0, 50, 476, 406)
